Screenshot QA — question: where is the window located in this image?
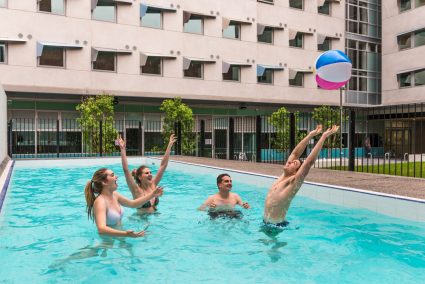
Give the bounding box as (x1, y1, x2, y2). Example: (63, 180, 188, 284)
(289, 72, 304, 87)
(318, 0, 330, 15)
(92, 52, 116, 72)
(289, 0, 303, 10)
(141, 7, 162, 29)
(318, 37, 331, 51)
(141, 57, 162, 75)
(417, 0, 425, 8)
(0, 0, 7, 7)
(223, 66, 240, 82)
(257, 27, 273, 44)
(38, 46, 64, 67)
(223, 21, 241, 40)
(257, 69, 273, 84)
(0, 43, 6, 63)
(398, 72, 412, 88)
(398, 33, 412, 50)
(289, 33, 303, 48)
(38, 0, 65, 15)
(414, 69, 425, 86)
(184, 61, 203, 78)
(414, 29, 425, 47)
(399, 0, 411, 12)
(92, 1, 116, 22)
(184, 15, 203, 34)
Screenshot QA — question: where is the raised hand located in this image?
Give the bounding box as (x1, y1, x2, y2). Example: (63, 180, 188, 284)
(169, 134, 177, 146)
(309, 124, 323, 136)
(152, 186, 164, 197)
(323, 125, 339, 137)
(126, 230, 145, 238)
(117, 136, 126, 151)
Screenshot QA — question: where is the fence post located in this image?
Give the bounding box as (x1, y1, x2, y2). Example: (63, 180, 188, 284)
(7, 120, 12, 158)
(289, 113, 296, 153)
(256, 115, 262, 163)
(56, 120, 60, 158)
(138, 121, 143, 156)
(200, 120, 205, 157)
(229, 117, 234, 160)
(99, 120, 103, 157)
(349, 109, 355, 171)
(174, 121, 182, 155)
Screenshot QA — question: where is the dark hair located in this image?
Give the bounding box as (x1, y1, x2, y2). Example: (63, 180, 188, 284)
(84, 168, 109, 221)
(216, 173, 231, 185)
(131, 165, 149, 186)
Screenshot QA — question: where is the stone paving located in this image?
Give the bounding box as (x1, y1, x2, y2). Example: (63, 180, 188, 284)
(169, 156, 425, 200)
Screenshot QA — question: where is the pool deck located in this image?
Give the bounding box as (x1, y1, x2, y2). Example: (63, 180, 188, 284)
(169, 156, 425, 200)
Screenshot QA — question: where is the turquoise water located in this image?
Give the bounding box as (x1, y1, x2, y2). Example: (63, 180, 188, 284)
(1, 160, 425, 283)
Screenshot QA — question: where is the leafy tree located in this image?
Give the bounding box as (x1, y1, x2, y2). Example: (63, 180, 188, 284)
(269, 107, 305, 151)
(76, 93, 118, 154)
(311, 105, 348, 148)
(160, 97, 195, 155)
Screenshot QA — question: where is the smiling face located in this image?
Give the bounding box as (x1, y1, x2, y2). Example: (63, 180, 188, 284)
(138, 167, 153, 183)
(103, 170, 118, 191)
(217, 175, 232, 192)
(283, 159, 302, 176)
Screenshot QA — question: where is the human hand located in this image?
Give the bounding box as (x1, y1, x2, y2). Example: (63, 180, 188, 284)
(152, 186, 163, 197)
(126, 230, 145, 238)
(323, 125, 339, 137)
(242, 202, 250, 209)
(117, 136, 126, 151)
(309, 124, 323, 136)
(208, 202, 217, 209)
(169, 134, 177, 146)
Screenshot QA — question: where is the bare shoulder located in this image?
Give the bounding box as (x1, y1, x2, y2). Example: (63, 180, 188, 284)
(93, 195, 106, 208)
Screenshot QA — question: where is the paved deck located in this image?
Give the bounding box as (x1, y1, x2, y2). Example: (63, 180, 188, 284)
(169, 156, 425, 200)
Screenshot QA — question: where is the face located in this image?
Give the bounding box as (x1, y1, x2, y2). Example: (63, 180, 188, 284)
(218, 175, 232, 192)
(283, 160, 301, 175)
(139, 168, 153, 182)
(103, 170, 118, 190)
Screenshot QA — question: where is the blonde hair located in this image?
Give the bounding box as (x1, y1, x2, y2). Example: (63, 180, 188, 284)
(84, 168, 109, 220)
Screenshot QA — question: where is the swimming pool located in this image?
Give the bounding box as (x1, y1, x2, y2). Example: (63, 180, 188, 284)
(1, 158, 424, 283)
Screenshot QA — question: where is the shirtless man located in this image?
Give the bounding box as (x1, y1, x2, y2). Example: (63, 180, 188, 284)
(263, 125, 339, 227)
(199, 174, 250, 214)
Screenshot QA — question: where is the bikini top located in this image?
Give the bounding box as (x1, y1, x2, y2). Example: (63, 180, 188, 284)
(106, 205, 124, 226)
(139, 197, 159, 209)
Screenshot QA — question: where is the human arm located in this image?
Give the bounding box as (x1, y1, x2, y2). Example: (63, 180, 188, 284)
(118, 137, 139, 197)
(287, 124, 323, 162)
(115, 187, 163, 208)
(93, 198, 145, 238)
(198, 196, 217, 211)
(153, 134, 177, 185)
(235, 194, 250, 209)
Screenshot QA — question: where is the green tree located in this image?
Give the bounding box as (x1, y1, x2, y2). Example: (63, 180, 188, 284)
(160, 97, 195, 155)
(76, 93, 118, 154)
(311, 105, 347, 148)
(269, 107, 306, 151)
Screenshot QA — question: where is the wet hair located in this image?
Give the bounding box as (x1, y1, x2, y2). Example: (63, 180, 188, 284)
(216, 173, 231, 185)
(84, 168, 109, 221)
(131, 165, 149, 186)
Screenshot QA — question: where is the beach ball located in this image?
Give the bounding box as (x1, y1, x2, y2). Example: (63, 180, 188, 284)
(315, 50, 352, 90)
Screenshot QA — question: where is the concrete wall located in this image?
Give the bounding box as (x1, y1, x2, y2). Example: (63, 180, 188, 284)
(0, 82, 7, 162)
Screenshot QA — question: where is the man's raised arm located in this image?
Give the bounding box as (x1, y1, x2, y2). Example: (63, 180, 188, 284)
(287, 124, 323, 162)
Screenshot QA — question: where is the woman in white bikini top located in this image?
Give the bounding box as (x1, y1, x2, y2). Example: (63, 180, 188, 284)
(84, 168, 163, 237)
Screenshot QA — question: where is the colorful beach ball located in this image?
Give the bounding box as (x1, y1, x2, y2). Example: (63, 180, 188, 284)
(315, 50, 352, 90)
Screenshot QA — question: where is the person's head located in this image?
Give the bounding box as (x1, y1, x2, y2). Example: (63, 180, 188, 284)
(84, 168, 118, 220)
(283, 159, 303, 176)
(216, 173, 232, 192)
(132, 165, 153, 186)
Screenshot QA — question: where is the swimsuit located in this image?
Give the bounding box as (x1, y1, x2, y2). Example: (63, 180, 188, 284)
(263, 220, 290, 228)
(139, 197, 159, 209)
(106, 206, 124, 226)
(208, 210, 243, 219)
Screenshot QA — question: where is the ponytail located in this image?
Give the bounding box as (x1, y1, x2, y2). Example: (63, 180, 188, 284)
(84, 168, 108, 221)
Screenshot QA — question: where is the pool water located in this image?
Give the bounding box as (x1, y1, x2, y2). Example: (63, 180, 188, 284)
(1, 160, 425, 283)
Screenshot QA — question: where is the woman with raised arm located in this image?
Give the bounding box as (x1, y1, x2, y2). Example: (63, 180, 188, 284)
(118, 134, 176, 214)
(84, 168, 163, 237)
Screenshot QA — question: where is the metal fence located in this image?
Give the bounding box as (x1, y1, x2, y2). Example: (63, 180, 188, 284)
(7, 103, 425, 178)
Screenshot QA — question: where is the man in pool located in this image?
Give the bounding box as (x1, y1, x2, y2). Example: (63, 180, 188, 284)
(199, 173, 250, 218)
(263, 125, 339, 227)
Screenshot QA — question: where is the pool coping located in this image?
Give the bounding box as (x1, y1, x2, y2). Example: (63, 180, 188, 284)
(0, 160, 15, 214)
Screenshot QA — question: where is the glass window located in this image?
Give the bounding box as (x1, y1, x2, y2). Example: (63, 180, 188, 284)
(398, 33, 412, 50)
(289, 33, 303, 48)
(318, 37, 331, 51)
(257, 69, 273, 84)
(184, 61, 203, 78)
(92, 2, 116, 22)
(318, 0, 330, 15)
(257, 26, 273, 44)
(141, 7, 162, 29)
(223, 66, 240, 82)
(414, 29, 425, 47)
(223, 21, 241, 40)
(398, 72, 412, 88)
(38, 46, 64, 67)
(417, 0, 425, 8)
(38, 0, 65, 15)
(399, 0, 411, 11)
(289, 0, 303, 9)
(289, 72, 304, 87)
(0, 0, 6, 7)
(414, 69, 425, 86)
(141, 57, 162, 75)
(0, 43, 6, 63)
(184, 15, 203, 34)
(92, 51, 116, 72)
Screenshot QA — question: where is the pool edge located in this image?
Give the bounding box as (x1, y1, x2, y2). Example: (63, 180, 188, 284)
(0, 160, 15, 214)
